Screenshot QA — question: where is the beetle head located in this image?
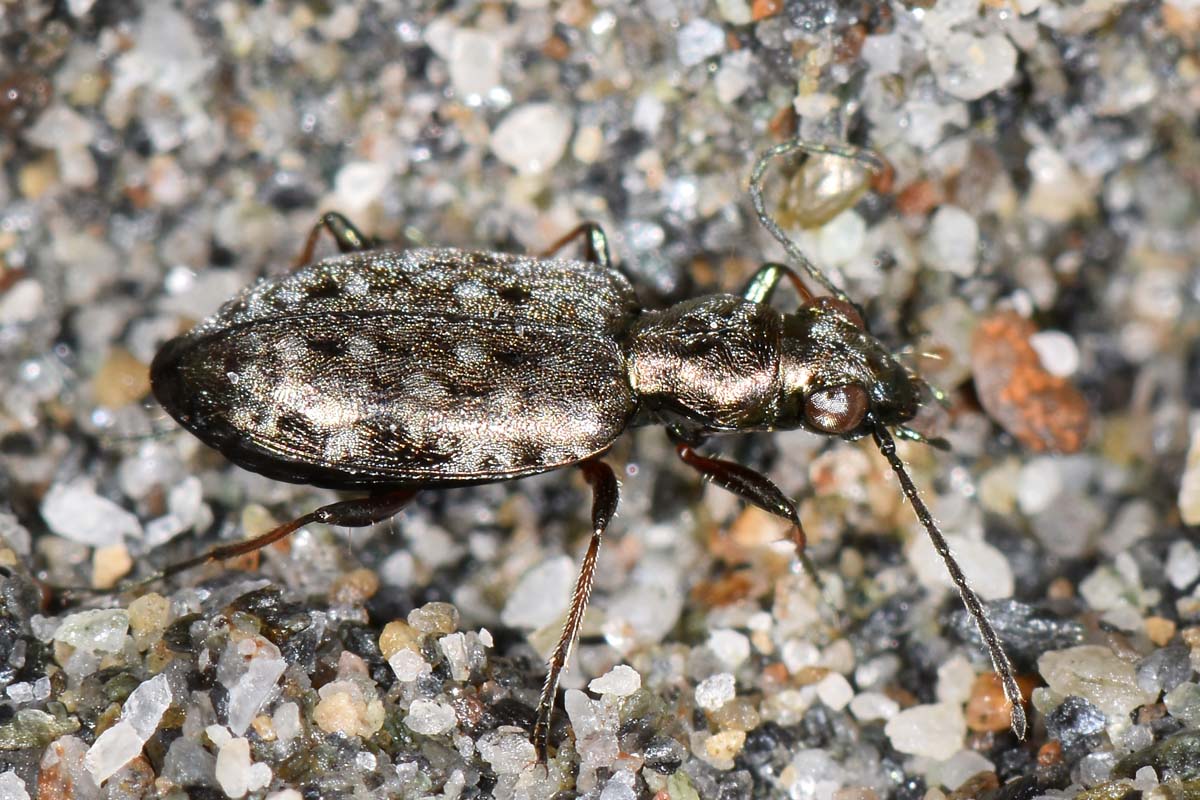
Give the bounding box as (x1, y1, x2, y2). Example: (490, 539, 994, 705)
(776, 296, 919, 437)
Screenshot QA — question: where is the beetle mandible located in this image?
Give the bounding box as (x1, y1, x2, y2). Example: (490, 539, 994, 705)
(149, 139, 1026, 757)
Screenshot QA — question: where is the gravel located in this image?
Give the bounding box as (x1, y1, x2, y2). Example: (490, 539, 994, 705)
(2, 1, 1198, 798)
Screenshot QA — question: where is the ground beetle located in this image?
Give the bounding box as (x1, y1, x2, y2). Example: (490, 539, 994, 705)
(149, 139, 1026, 757)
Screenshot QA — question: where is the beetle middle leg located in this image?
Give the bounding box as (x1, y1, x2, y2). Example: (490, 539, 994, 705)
(293, 210, 374, 268)
(669, 428, 820, 584)
(539, 222, 612, 269)
(749, 140, 886, 303)
(135, 488, 418, 587)
(532, 458, 618, 761)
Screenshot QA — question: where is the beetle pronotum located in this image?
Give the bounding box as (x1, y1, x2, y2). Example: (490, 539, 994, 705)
(141, 139, 1026, 757)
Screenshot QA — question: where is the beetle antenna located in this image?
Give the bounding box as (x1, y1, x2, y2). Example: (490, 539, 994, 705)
(870, 421, 1027, 740)
(749, 139, 885, 304)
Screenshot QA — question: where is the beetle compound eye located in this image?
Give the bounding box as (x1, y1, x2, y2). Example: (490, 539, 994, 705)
(809, 296, 867, 330)
(805, 384, 868, 434)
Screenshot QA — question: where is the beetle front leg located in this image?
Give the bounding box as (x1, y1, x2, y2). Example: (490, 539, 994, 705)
(539, 222, 612, 269)
(293, 211, 374, 268)
(532, 458, 618, 761)
(742, 261, 868, 329)
(669, 429, 820, 584)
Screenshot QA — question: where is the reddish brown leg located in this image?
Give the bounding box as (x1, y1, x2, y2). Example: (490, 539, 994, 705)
(293, 211, 373, 268)
(538, 222, 612, 268)
(741, 261, 816, 305)
(670, 435, 820, 585)
(532, 459, 618, 760)
(137, 489, 418, 587)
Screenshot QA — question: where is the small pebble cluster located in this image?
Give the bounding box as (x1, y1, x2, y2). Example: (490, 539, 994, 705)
(1, 1, 1199, 799)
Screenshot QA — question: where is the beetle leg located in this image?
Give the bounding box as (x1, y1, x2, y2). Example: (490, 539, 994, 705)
(533, 458, 618, 761)
(539, 222, 612, 269)
(293, 211, 374, 268)
(669, 433, 820, 585)
(741, 262, 815, 305)
(749, 139, 887, 304)
(136, 489, 418, 587)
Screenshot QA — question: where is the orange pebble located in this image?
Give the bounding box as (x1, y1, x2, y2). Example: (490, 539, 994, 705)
(1037, 739, 1063, 766)
(971, 312, 1090, 453)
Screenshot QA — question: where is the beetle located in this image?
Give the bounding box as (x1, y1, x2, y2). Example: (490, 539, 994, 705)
(148, 139, 1026, 757)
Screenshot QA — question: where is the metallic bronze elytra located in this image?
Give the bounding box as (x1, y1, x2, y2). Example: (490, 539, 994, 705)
(147, 139, 1027, 758)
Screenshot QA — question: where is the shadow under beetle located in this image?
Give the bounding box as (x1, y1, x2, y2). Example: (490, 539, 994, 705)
(149, 139, 1027, 758)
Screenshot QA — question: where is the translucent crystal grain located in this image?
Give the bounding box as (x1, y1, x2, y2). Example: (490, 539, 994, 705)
(884, 703, 966, 760)
(225, 651, 286, 735)
(0, 771, 30, 800)
(849, 692, 899, 722)
(501, 556, 573, 629)
(477, 728, 536, 775)
(490, 104, 572, 176)
(929, 32, 1017, 101)
(815, 673, 854, 711)
(405, 698, 458, 736)
(41, 481, 141, 547)
(389, 649, 431, 683)
(677, 19, 725, 66)
(1039, 646, 1157, 720)
(1164, 682, 1200, 726)
(55, 609, 129, 654)
(923, 205, 979, 277)
(84, 723, 145, 784)
(214, 735, 272, 799)
(588, 664, 641, 697)
(695, 673, 736, 711)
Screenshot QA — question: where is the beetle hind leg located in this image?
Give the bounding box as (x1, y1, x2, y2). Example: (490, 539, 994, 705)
(133, 488, 418, 588)
(532, 459, 618, 761)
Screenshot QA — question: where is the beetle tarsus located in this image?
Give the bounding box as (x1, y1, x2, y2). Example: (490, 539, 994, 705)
(294, 210, 374, 268)
(533, 458, 619, 761)
(539, 221, 612, 269)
